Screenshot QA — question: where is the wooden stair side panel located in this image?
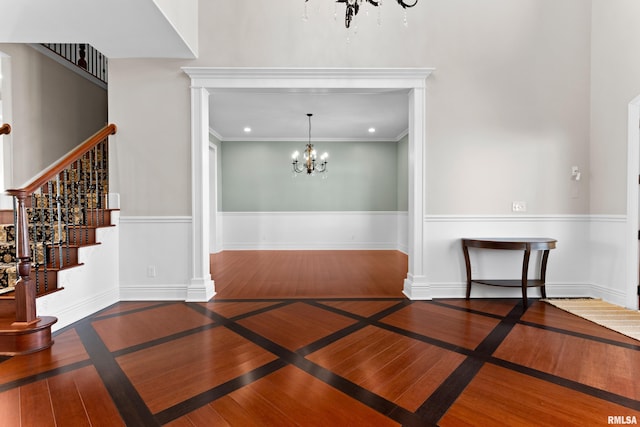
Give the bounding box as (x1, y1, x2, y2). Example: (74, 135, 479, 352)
(0, 315, 57, 355)
(0, 124, 116, 354)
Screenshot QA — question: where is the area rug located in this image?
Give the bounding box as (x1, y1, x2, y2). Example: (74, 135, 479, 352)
(543, 298, 640, 342)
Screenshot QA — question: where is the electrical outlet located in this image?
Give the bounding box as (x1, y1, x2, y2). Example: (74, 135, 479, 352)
(512, 201, 527, 212)
(147, 265, 157, 278)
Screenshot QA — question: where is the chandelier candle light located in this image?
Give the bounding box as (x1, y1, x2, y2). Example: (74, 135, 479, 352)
(304, 0, 419, 28)
(292, 114, 328, 176)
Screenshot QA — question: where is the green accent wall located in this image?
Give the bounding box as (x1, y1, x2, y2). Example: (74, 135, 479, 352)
(397, 134, 408, 211)
(220, 139, 408, 212)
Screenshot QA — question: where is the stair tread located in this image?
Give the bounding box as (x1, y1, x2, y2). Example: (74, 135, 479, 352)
(0, 315, 57, 332)
(0, 286, 14, 296)
(0, 290, 15, 300)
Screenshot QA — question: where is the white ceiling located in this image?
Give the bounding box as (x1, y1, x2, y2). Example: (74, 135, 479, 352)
(0, 1, 410, 141)
(0, 0, 195, 58)
(209, 89, 410, 141)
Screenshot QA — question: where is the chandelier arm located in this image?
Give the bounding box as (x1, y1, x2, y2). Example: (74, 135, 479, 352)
(397, 0, 418, 8)
(316, 161, 328, 173)
(292, 160, 305, 174)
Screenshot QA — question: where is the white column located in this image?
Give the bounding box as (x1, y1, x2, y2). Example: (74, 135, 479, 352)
(187, 86, 215, 301)
(403, 86, 430, 299)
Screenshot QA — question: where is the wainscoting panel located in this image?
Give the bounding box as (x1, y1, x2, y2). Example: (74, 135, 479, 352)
(221, 211, 408, 251)
(37, 212, 120, 331)
(589, 216, 630, 307)
(423, 215, 612, 300)
(115, 214, 633, 308)
(119, 216, 193, 301)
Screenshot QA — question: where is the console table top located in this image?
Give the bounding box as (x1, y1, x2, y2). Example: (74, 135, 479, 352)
(462, 237, 557, 250)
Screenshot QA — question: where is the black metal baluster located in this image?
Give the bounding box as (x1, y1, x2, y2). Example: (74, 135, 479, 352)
(34, 192, 42, 294)
(56, 174, 63, 269)
(63, 169, 71, 266)
(73, 159, 79, 248)
(48, 181, 55, 271)
(99, 140, 106, 225)
(44, 181, 54, 293)
(91, 146, 97, 227)
(81, 154, 89, 244)
(12, 197, 17, 289)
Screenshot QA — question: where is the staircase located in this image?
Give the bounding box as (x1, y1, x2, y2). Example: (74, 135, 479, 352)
(0, 124, 117, 355)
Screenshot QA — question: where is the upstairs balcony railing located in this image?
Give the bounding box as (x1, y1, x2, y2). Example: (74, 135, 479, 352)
(6, 124, 116, 323)
(41, 43, 108, 85)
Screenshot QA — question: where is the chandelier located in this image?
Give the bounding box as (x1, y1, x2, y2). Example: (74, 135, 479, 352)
(291, 114, 328, 175)
(305, 0, 419, 28)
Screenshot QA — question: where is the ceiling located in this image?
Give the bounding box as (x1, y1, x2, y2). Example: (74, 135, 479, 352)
(209, 89, 410, 142)
(0, 0, 195, 58)
(0, 1, 410, 141)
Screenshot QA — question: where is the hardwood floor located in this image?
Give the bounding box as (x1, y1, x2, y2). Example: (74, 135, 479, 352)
(0, 250, 639, 426)
(211, 250, 408, 298)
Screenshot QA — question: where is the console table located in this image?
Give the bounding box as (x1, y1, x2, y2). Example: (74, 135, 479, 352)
(461, 237, 557, 307)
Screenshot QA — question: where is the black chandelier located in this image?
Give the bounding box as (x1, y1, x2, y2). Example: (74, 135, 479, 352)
(305, 0, 419, 28)
(291, 114, 328, 175)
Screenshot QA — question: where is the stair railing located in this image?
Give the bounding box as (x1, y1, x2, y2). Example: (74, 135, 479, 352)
(6, 124, 116, 323)
(0, 124, 10, 135)
(41, 43, 108, 85)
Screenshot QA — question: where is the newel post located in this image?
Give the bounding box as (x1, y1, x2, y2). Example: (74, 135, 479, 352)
(13, 192, 37, 324)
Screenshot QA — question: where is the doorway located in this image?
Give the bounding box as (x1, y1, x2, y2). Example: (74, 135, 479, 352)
(184, 68, 433, 302)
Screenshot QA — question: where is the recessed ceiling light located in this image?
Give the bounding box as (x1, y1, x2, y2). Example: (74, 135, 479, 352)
(368, 127, 376, 133)
(243, 127, 252, 133)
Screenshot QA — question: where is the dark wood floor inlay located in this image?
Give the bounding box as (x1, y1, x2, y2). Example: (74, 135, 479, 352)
(1, 297, 639, 426)
(2, 248, 639, 426)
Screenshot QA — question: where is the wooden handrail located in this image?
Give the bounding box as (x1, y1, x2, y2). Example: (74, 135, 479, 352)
(7, 123, 116, 197)
(0, 123, 10, 135)
(6, 123, 116, 324)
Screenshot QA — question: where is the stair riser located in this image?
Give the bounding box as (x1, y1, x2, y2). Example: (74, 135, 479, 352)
(30, 270, 59, 296)
(46, 246, 79, 267)
(67, 228, 96, 246)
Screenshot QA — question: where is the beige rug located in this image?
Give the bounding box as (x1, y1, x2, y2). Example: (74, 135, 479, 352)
(543, 298, 640, 342)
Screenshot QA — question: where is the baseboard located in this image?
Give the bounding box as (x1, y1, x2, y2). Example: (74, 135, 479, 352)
(222, 242, 401, 250)
(38, 287, 119, 332)
(588, 283, 629, 308)
(426, 282, 595, 300)
(119, 284, 190, 301)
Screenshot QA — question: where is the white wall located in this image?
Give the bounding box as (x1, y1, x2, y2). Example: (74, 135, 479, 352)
(0, 44, 108, 187)
(590, 0, 640, 215)
(589, 0, 640, 308)
(424, 215, 597, 299)
(119, 216, 192, 300)
(110, 0, 592, 215)
(37, 213, 120, 331)
(109, 1, 640, 304)
(152, 0, 199, 56)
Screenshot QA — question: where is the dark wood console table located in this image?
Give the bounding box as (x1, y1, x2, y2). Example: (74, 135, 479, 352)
(461, 237, 557, 307)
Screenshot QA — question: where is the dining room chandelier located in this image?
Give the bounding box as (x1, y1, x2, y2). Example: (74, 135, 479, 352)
(291, 114, 328, 175)
(305, 0, 419, 28)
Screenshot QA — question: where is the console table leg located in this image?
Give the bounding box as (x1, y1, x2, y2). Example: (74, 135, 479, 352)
(462, 243, 472, 299)
(540, 249, 550, 299)
(521, 249, 531, 307)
